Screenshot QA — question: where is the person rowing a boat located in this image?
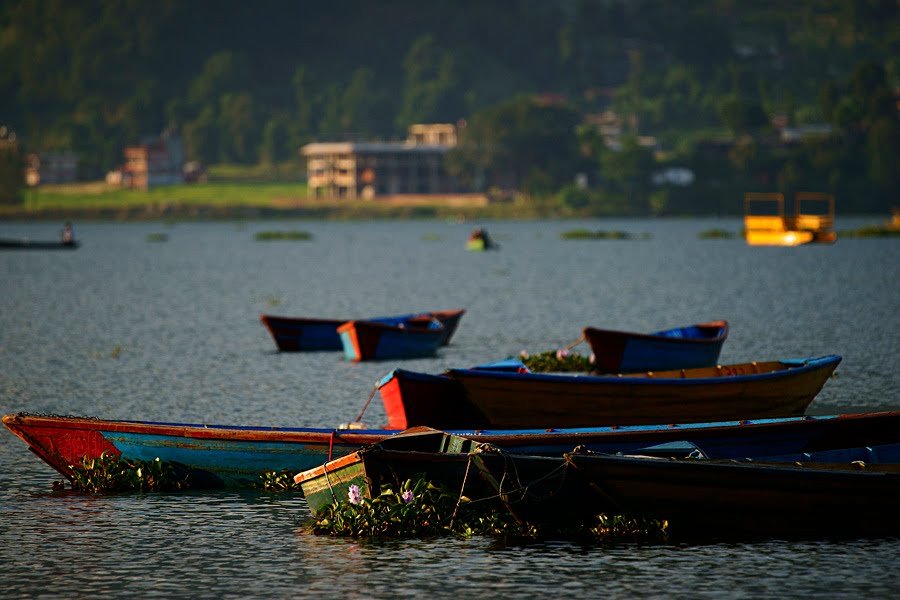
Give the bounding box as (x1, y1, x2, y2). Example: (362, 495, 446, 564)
(60, 222, 74, 244)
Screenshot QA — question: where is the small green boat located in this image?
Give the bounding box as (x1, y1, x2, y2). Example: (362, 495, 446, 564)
(294, 427, 490, 516)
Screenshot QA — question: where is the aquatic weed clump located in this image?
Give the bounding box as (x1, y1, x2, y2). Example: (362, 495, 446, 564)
(309, 477, 667, 542)
(66, 452, 190, 494)
(590, 513, 668, 543)
(257, 470, 302, 492)
(560, 229, 651, 240)
(310, 478, 532, 538)
(254, 230, 313, 241)
(518, 349, 594, 373)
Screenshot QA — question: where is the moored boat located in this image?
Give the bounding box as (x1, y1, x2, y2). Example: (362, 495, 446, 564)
(383, 355, 841, 429)
(583, 320, 728, 373)
(338, 317, 446, 361)
(563, 451, 900, 538)
(260, 309, 464, 352)
(294, 427, 491, 516)
(0, 237, 80, 250)
(10, 406, 900, 491)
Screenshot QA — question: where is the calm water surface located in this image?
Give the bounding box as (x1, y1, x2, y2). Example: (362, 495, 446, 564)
(1, 218, 899, 597)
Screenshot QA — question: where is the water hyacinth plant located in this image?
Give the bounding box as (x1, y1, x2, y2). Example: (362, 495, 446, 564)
(258, 469, 302, 492)
(309, 477, 532, 538)
(309, 476, 667, 542)
(66, 452, 190, 494)
(518, 349, 594, 373)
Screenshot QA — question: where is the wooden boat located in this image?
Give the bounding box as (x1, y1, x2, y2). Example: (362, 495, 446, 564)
(382, 355, 841, 429)
(566, 451, 900, 538)
(9, 409, 900, 490)
(472, 448, 900, 538)
(744, 192, 837, 246)
(294, 428, 493, 517)
(338, 317, 446, 361)
(583, 320, 729, 373)
(260, 309, 464, 352)
(0, 237, 80, 250)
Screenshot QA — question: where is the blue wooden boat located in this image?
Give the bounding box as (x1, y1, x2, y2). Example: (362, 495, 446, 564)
(338, 317, 446, 361)
(260, 309, 464, 352)
(380, 356, 841, 430)
(6, 409, 900, 490)
(583, 320, 728, 373)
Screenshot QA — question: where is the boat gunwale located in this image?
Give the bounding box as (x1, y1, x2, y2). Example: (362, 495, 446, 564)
(583, 319, 729, 345)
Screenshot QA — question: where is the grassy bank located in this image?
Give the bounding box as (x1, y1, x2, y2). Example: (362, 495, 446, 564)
(0, 179, 545, 221)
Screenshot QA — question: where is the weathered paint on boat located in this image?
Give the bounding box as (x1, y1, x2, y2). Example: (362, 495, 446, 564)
(338, 318, 446, 361)
(260, 309, 464, 352)
(10, 406, 900, 490)
(259, 316, 346, 351)
(438, 356, 841, 429)
(583, 320, 728, 373)
(295, 428, 486, 516)
(562, 451, 900, 538)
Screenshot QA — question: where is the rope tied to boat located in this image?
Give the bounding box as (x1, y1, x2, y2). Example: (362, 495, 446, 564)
(491, 448, 572, 506)
(563, 334, 586, 352)
(353, 385, 378, 423)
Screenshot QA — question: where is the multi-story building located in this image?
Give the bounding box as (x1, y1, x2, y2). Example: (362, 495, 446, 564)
(24, 151, 79, 186)
(122, 133, 184, 189)
(301, 124, 460, 200)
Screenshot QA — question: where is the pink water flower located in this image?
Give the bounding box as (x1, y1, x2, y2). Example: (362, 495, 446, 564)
(556, 349, 569, 360)
(401, 490, 414, 504)
(348, 484, 361, 505)
(519, 350, 529, 359)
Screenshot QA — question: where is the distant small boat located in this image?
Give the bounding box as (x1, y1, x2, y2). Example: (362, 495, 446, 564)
(260, 309, 464, 352)
(583, 320, 729, 373)
(0, 238, 79, 250)
(465, 227, 498, 251)
(379, 356, 842, 430)
(338, 317, 447, 361)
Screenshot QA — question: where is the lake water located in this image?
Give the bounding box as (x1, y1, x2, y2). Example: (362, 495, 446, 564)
(1, 218, 899, 597)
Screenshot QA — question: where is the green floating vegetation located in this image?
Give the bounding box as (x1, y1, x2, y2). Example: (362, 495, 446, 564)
(146, 232, 169, 242)
(697, 228, 736, 239)
(421, 233, 442, 241)
(518, 349, 593, 373)
(65, 452, 190, 494)
(561, 229, 651, 240)
(254, 230, 313, 241)
(310, 478, 535, 538)
(258, 470, 302, 492)
(839, 226, 900, 238)
(310, 477, 668, 542)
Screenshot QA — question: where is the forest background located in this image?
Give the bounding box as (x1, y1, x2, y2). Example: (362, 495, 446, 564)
(0, 0, 897, 217)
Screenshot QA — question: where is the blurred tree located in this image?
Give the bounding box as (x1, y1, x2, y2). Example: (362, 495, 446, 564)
(447, 96, 582, 193)
(598, 135, 655, 214)
(396, 35, 458, 130)
(0, 137, 23, 205)
(260, 112, 292, 165)
(218, 92, 256, 163)
(183, 106, 218, 164)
